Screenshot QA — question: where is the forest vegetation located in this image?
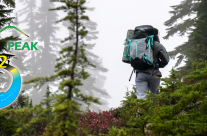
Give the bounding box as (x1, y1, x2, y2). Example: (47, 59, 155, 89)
(0, 0, 207, 136)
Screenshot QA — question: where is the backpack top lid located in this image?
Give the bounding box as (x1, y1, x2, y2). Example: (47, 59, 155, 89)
(135, 25, 153, 31)
(133, 25, 158, 39)
(153, 28, 158, 35)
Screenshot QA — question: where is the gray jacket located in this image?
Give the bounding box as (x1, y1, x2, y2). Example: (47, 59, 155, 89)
(135, 41, 169, 77)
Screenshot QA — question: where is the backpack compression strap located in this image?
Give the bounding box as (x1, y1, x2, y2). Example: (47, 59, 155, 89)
(123, 39, 128, 45)
(144, 35, 154, 65)
(123, 39, 133, 60)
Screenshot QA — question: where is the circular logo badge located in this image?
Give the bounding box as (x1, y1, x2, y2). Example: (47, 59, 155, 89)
(0, 54, 21, 109)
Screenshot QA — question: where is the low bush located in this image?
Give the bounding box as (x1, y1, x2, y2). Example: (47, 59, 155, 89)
(78, 110, 121, 135)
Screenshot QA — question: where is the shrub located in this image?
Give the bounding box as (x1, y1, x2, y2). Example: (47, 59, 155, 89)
(78, 110, 121, 135)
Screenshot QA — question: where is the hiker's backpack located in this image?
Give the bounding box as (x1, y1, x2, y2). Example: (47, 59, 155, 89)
(122, 30, 134, 63)
(122, 25, 157, 69)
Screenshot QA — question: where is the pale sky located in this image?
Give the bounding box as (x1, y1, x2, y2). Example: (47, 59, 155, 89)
(84, 0, 189, 109)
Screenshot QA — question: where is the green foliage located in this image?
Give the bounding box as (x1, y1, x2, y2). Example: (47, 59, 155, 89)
(143, 61, 207, 135)
(95, 61, 207, 136)
(107, 126, 139, 136)
(18, 0, 101, 135)
(0, 115, 18, 136)
(107, 86, 153, 135)
(108, 127, 127, 136)
(16, 61, 207, 135)
(1, 87, 53, 136)
(4, 1, 207, 136)
(0, 90, 38, 136)
(8, 90, 33, 109)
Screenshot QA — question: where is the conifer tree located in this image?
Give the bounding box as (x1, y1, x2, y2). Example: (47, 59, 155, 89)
(163, 0, 199, 40)
(163, 0, 206, 78)
(19, 0, 100, 135)
(35, 0, 59, 77)
(62, 7, 110, 111)
(28, 0, 60, 106)
(17, 0, 60, 106)
(7, 90, 31, 109)
(44, 85, 52, 109)
(17, 0, 40, 96)
(189, 0, 207, 61)
(79, 18, 110, 111)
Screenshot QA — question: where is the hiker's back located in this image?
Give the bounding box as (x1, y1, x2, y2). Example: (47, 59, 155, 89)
(121, 25, 169, 100)
(135, 41, 168, 77)
(122, 25, 169, 80)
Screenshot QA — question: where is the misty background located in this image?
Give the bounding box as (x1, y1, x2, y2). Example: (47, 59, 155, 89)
(1, 0, 188, 112)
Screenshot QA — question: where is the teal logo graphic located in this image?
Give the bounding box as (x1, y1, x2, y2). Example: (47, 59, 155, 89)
(0, 23, 29, 37)
(0, 54, 21, 109)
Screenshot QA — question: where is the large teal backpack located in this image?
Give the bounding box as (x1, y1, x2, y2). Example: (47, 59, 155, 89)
(122, 30, 155, 67)
(122, 26, 169, 81)
(122, 26, 158, 81)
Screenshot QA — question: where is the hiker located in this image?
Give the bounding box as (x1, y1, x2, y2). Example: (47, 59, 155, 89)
(122, 25, 169, 100)
(135, 28, 169, 100)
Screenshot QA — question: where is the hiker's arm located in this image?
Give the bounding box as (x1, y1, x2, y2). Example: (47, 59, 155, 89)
(157, 43, 169, 68)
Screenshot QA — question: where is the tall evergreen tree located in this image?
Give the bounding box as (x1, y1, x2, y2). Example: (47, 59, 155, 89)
(189, 0, 207, 61)
(18, 0, 38, 41)
(17, 0, 60, 106)
(80, 17, 110, 111)
(163, 0, 204, 77)
(16, 0, 41, 98)
(43, 85, 52, 109)
(62, 6, 110, 112)
(35, 0, 59, 77)
(164, 0, 199, 40)
(28, 0, 60, 106)
(19, 0, 101, 135)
